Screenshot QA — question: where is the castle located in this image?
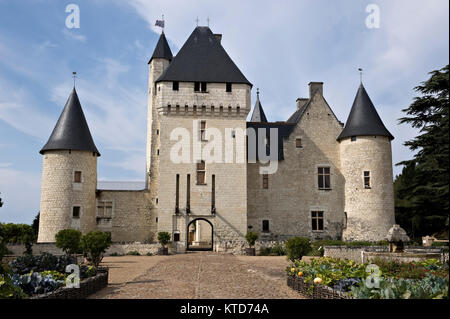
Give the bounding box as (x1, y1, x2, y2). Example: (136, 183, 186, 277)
(37, 26, 396, 250)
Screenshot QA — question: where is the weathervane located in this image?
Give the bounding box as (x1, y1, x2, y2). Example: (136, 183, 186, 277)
(358, 68, 363, 84)
(72, 72, 77, 87)
(196, 17, 199, 26)
(207, 17, 210, 27)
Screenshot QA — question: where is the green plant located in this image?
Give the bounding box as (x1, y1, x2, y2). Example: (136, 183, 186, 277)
(80, 231, 112, 268)
(126, 251, 140, 256)
(55, 229, 82, 256)
(157, 232, 171, 248)
(285, 237, 311, 262)
(146, 252, 153, 256)
(0, 273, 26, 299)
(245, 231, 258, 248)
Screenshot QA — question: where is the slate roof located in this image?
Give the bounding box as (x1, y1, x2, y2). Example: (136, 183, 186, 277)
(246, 122, 295, 161)
(337, 84, 394, 141)
(149, 32, 173, 64)
(286, 99, 311, 124)
(156, 26, 251, 85)
(40, 88, 100, 156)
(250, 90, 268, 122)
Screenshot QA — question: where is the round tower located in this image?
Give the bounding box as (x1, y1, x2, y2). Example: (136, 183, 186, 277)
(338, 84, 395, 241)
(37, 88, 100, 243)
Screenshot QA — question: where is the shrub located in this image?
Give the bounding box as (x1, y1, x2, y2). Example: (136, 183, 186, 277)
(285, 237, 311, 261)
(126, 251, 140, 256)
(270, 244, 286, 256)
(80, 231, 112, 268)
(157, 232, 171, 248)
(0, 273, 26, 298)
(146, 252, 153, 256)
(55, 229, 82, 256)
(245, 231, 258, 248)
(8, 252, 76, 275)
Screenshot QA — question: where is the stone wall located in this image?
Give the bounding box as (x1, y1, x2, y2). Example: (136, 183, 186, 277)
(247, 83, 345, 240)
(340, 136, 395, 241)
(38, 150, 97, 243)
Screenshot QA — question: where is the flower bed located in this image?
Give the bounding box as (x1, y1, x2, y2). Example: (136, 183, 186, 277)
(1, 253, 105, 299)
(287, 257, 449, 299)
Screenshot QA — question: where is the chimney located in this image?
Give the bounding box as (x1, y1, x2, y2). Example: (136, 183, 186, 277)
(296, 98, 309, 110)
(309, 82, 323, 98)
(214, 34, 222, 43)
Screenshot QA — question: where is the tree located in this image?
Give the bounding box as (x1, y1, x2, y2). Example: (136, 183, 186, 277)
(396, 65, 449, 239)
(285, 237, 311, 262)
(55, 229, 82, 256)
(0, 192, 3, 208)
(31, 213, 39, 237)
(80, 231, 112, 268)
(157, 232, 171, 248)
(245, 231, 258, 248)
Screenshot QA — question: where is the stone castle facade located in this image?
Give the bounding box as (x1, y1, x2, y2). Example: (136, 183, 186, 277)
(37, 26, 396, 250)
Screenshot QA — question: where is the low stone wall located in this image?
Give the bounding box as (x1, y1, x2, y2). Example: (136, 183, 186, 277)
(30, 268, 108, 299)
(324, 245, 446, 263)
(106, 243, 161, 255)
(214, 240, 286, 255)
(362, 251, 442, 263)
(6, 243, 64, 256)
(286, 275, 352, 299)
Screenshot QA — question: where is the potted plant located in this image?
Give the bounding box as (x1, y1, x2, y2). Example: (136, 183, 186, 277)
(245, 231, 258, 256)
(157, 232, 171, 255)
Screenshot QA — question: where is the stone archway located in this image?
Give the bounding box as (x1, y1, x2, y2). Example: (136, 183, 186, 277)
(186, 218, 213, 251)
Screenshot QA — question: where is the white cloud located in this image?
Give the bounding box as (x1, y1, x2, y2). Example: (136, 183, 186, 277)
(62, 28, 87, 42)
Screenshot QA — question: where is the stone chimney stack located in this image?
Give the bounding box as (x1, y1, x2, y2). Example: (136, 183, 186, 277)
(296, 98, 309, 110)
(309, 82, 323, 98)
(214, 34, 222, 43)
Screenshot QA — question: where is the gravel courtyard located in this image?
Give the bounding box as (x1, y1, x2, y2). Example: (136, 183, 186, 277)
(89, 252, 305, 299)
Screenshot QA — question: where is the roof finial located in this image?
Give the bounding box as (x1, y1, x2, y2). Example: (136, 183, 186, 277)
(196, 17, 199, 27)
(358, 67, 363, 84)
(257, 87, 260, 98)
(207, 17, 210, 27)
(72, 71, 77, 88)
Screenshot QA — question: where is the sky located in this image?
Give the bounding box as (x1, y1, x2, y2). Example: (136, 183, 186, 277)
(0, 0, 448, 224)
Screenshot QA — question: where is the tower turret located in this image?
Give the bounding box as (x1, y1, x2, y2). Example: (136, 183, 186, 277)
(339, 84, 395, 241)
(37, 88, 99, 242)
(249, 89, 268, 122)
(146, 31, 173, 201)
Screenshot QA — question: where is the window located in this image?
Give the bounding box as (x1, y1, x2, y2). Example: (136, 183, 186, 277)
(197, 161, 206, 185)
(226, 82, 232, 92)
(97, 201, 112, 218)
(172, 81, 179, 91)
(194, 82, 200, 92)
(262, 220, 270, 232)
(296, 138, 302, 148)
(175, 174, 180, 213)
(318, 167, 331, 190)
(74, 171, 82, 183)
(351, 136, 356, 142)
(72, 206, 80, 218)
(157, 149, 160, 155)
(156, 129, 159, 135)
(211, 174, 216, 211)
(263, 174, 269, 189)
(311, 211, 324, 231)
(186, 174, 191, 211)
(200, 121, 207, 141)
(364, 171, 371, 188)
(201, 82, 207, 92)
(174, 233, 180, 242)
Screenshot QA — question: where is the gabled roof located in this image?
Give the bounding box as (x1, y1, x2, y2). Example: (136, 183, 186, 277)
(149, 32, 173, 64)
(250, 90, 268, 122)
(337, 84, 394, 141)
(156, 26, 251, 85)
(287, 99, 311, 124)
(40, 88, 100, 156)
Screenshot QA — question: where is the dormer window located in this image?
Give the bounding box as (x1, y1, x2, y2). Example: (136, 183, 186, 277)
(172, 81, 179, 91)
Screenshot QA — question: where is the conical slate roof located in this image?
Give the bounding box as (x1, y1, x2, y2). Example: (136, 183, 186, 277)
(156, 26, 251, 85)
(337, 84, 394, 141)
(148, 32, 173, 64)
(250, 90, 268, 122)
(40, 88, 100, 156)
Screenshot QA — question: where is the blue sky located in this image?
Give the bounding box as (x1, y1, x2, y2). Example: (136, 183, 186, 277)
(0, 0, 448, 224)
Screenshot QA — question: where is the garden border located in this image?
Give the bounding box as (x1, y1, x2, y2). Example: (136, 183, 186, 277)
(287, 275, 353, 299)
(29, 267, 108, 299)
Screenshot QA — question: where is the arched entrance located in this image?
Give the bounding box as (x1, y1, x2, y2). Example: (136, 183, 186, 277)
(186, 218, 213, 251)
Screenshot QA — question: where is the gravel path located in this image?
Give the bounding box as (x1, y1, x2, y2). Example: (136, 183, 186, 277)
(89, 252, 305, 299)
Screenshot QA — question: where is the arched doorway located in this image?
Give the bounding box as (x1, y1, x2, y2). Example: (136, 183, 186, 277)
(187, 218, 213, 251)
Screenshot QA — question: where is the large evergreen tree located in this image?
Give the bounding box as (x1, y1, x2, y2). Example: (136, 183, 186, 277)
(395, 65, 449, 239)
